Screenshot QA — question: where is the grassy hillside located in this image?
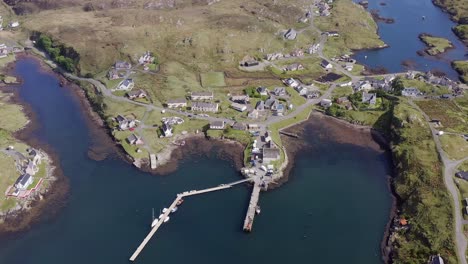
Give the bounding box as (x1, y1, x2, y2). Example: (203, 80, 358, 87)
(432, 0, 468, 45)
(452, 60, 468, 83)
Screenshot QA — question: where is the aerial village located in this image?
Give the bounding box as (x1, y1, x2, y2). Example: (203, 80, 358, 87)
(96, 0, 465, 188)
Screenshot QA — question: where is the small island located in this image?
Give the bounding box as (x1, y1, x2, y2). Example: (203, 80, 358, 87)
(418, 33, 454, 56)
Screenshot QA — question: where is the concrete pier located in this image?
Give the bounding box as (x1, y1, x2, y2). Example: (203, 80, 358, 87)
(243, 180, 261, 232)
(129, 178, 253, 262)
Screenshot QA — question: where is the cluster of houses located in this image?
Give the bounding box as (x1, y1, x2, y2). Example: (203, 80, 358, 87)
(264, 43, 320, 63)
(353, 75, 395, 92)
(330, 54, 356, 71)
(138, 51, 156, 71)
(167, 92, 218, 113)
(316, 0, 333, 16)
(6, 148, 43, 198)
(108, 61, 132, 80)
(283, 78, 320, 99)
(407, 71, 464, 97)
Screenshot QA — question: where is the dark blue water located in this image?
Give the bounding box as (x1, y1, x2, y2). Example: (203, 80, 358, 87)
(0, 58, 391, 263)
(353, 0, 467, 78)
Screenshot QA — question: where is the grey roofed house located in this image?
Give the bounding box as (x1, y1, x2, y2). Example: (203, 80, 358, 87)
(115, 61, 132, 69)
(264, 97, 278, 109)
(284, 63, 304, 71)
(232, 122, 246, 131)
(263, 147, 281, 162)
(15, 173, 33, 190)
(456, 171, 468, 181)
(255, 101, 265, 111)
(362, 92, 377, 105)
(167, 98, 187, 108)
(272, 87, 286, 96)
(284, 28, 297, 40)
(116, 115, 126, 123)
(321, 59, 332, 69)
(401, 87, 421, 97)
(191, 91, 214, 100)
(429, 255, 444, 264)
(126, 134, 139, 145)
(192, 101, 218, 112)
(257, 86, 268, 96)
(127, 89, 147, 99)
(230, 95, 250, 103)
(162, 123, 173, 137)
(210, 121, 225, 130)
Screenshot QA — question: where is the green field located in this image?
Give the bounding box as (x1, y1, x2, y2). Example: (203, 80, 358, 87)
(402, 79, 450, 96)
(416, 100, 468, 133)
(419, 34, 453, 56)
(200, 72, 226, 87)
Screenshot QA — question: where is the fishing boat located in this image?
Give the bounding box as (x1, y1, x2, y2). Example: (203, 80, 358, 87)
(164, 216, 170, 223)
(151, 208, 158, 227)
(171, 207, 178, 213)
(162, 208, 168, 213)
(158, 214, 164, 219)
(176, 199, 184, 206)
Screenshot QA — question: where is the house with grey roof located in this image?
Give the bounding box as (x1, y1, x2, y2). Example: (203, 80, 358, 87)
(167, 98, 187, 108)
(230, 95, 250, 104)
(15, 174, 33, 190)
(117, 79, 134, 91)
(272, 87, 287, 96)
(115, 61, 132, 70)
(402, 87, 421, 97)
(456, 171, 468, 181)
(127, 89, 147, 100)
(262, 143, 281, 163)
(126, 134, 142, 145)
(284, 29, 297, 40)
(192, 102, 218, 112)
(210, 121, 225, 130)
(362, 92, 377, 105)
(191, 91, 214, 101)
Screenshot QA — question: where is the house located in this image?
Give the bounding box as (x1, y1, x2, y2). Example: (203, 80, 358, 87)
(320, 99, 333, 108)
(295, 86, 308, 96)
(127, 89, 147, 100)
(116, 115, 136, 130)
(192, 102, 218, 112)
(284, 28, 297, 40)
(115, 61, 132, 70)
(353, 81, 372, 92)
(264, 97, 279, 110)
(108, 69, 120, 80)
(162, 123, 173, 137)
(242, 60, 259, 67)
(255, 101, 265, 111)
(248, 109, 259, 119)
(272, 103, 285, 116)
(117, 79, 134, 91)
(284, 63, 304, 72)
(230, 95, 250, 104)
(247, 124, 260, 131)
(402, 87, 421, 97)
(429, 255, 444, 264)
(362, 92, 377, 105)
(290, 49, 304, 57)
(262, 145, 281, 163)
(15, 174, 33, 190)
(321, 59, 333, 69)
(167, 98, 188, 108)
(344, 63, 354, 71)
(138, 51, 154, 64)
(231, 103, 247, 112)
(191, 91, 214, 101)
(0, 44, 8, 58)
(272, 87, 287, 96)
(210, 121, 225, 130)
(126, 134, 142, 145)
(306, 90, 320, 99)
(307, 44, 320, 54)
(9, 21, 19, 28)
(456, 171, 468, 181)
(257, 87, 269, 96)
(283, 78, 300, 88)
(337, 97, 349, 104)
(232, 122, 246, 131)
(324, 31, 339, 37)
(265, 53, 283, 61)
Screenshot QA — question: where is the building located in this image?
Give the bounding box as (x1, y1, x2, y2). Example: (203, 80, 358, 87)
(321, 60, 333, 69)
(115, 61, 131, 70)
(10, 21, 19, 28)
(283, 78, 300, 88)
(248, 109, 259, 119)
(429, 255, 444, 264)
(402, 87, 421, 97)
(231, 103, 247, 112)
(116, 115, 136, 130)
(265, 53, 283, 61)
(232, 122, 246, 131)
(324, 31, 339, 37)
(192, 102, 218, 112)
(127, 89, 147, 100)
(117, 79, 134, 91)
(255, 101, 265, 111)
(295, 86, 308, 96)
(284, 28, 297, 40)
(210, 121, 225, 130)
(0, 44, 8, 58)
(284, 63, 304, 72)
(272, 103, 285, 116)
(162, 123, 173, 137)
(353, 81, 372, 92)
(191, 91, 214, 101)
(126, 134, 142, 145)
(456, 171, 468, 181)
(337, 97, 349, 104)
(108, 69, 120, 80)
(306, 90, 320, 99)
(263, 145, 281, 163)
(320, 99, 333, 108)
(362, 92, 377, 105)
(15, 174, 33, 190)
(290, 49, 304, 57)
(257, 87, 269, 96)
(264, 97, 279, 110)
(272, 87, 287, 96)
(167, 98, 187, 108)
(230, 95, 250, 104)
(242, 60, 259, 67)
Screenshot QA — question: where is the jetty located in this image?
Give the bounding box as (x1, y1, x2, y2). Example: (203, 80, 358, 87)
(279, 131, 299, 138)
(129, 178, 252, 262)
(243, 179, 261, 232)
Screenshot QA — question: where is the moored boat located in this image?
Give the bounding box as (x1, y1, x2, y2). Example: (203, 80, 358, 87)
(164, 216, 170, 223)
(255, 206, 261, 215)
(151, 218, 158, 227)
(171, 207, 178, 213)
(162, 208, 168, 213)
(158, 214, 164, 219)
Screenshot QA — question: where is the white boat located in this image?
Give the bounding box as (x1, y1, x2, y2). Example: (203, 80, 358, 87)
(158, 214, 164, 219)
(171, 207, 178, 213)
(151, 208, 158, 227)
(164, 216, 170, 223)
(162, 208, 168, 213)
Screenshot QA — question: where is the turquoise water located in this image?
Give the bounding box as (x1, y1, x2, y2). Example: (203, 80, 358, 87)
(353, 0, 467, 78)
(0, 58, 391, 263)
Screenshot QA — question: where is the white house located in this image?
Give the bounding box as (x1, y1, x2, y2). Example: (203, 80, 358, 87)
(15, 174, 33, 190)
(167, 98, 187, 108)
(10, 22, 19, 28)
(231, 103, 247, 112)
(116, 79, 134, 91)
(162, 123, 173, 137)
(283, 78, 300, 88)
(321, 60, 333, 69)
(320, 99, 333, 108)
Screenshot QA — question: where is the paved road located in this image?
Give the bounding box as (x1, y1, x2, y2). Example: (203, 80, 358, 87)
(410, 100, 468, 264)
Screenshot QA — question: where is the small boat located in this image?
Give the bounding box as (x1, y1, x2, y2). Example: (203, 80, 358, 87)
(422, 15, 426, 20)
(176, 199, 184, 206)
(164, 216, 170, 223)
(162, 208, 168, 213)
(171, 207, 178, 213)
(255, 206, 261, 215)
(158, 214, 164, 219)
